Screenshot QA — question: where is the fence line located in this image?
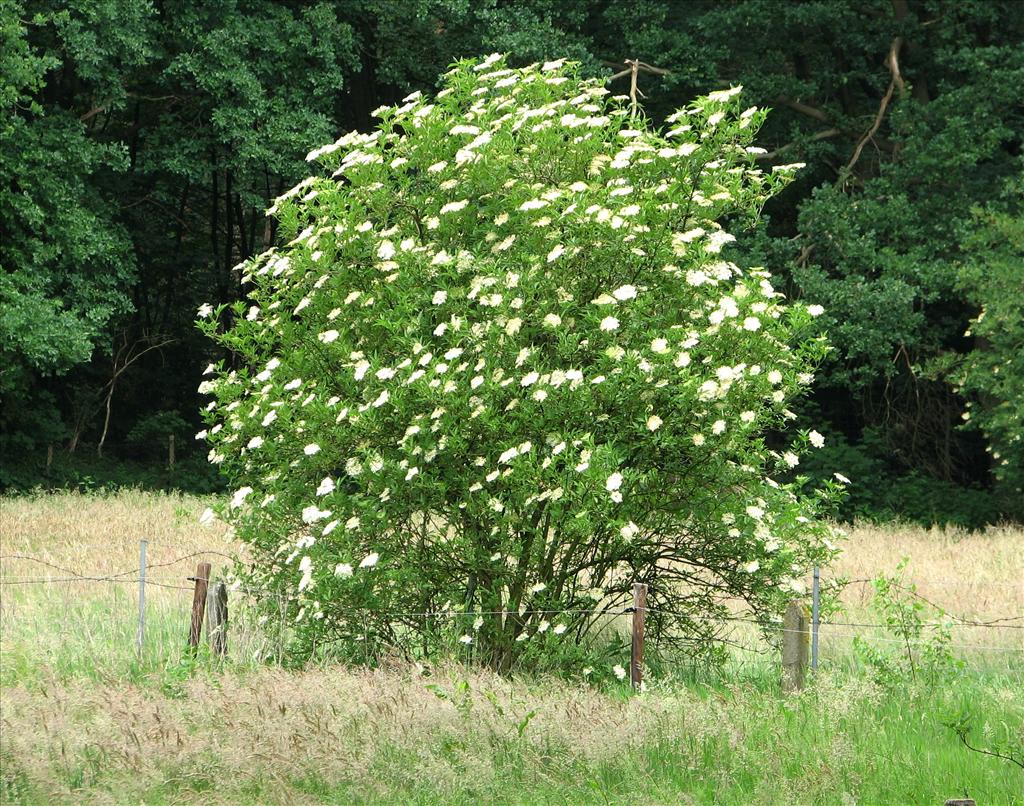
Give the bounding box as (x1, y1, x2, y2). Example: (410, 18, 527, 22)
(3, 549, 1021, 663)
(3, 570, 1021, 631)
(4, 551, 1022, 584)
(2, 581, 1020, 655)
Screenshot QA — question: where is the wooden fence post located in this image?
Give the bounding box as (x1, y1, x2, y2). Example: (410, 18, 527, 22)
(205, 580, 228, 657)
(168, 434, 175, 470)
(46, 444, 54, 475)
(188, 562, 211, 648)
(631, 582, 647, 690)
(782, 600, 809, 693)
(944, 800, 976, 806)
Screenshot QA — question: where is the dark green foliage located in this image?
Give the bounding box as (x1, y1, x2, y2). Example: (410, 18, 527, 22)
(1, 0, 1021, 524)
(0, 445, 222, 494)
(950, 181, 1024, 511)
(795, 427, 1008, 528)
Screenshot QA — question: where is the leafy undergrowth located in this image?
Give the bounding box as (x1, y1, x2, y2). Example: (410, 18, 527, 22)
(1, 662, 1021, 805)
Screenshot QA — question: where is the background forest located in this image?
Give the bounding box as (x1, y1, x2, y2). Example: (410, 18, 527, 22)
(2, 0, 1021, 527)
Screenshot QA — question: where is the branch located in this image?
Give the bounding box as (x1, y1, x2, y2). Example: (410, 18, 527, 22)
(948, 722, 1024, 771)
(777, 96, 831, 123)
(601, 59, 670, 76)
(79, 104, 109, 123)
(606, 58, 671, 115)
(843, 36, 905, 178)
(755, 127, 842, 161)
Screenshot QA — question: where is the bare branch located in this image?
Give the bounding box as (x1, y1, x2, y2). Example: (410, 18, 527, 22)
(842, 37, 905, 180)
(777, 96, 831, 123)
(606, 58, 671, 116)
(79, 105, 109, 123)
(948, 721, 1024, 770)
(756, 127, 842, 161)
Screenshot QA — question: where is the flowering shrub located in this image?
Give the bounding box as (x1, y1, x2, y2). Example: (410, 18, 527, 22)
(197, 55, 842, 670)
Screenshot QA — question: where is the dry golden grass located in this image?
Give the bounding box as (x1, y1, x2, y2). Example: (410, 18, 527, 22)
(0, 491, 251, 683)
(3, 491, 1019, 611)
(0, 663, 672, 803)
(834, 521, 1023, 620)
(0, 489, 239, 579)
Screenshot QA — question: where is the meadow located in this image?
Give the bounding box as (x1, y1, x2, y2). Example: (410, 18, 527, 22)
(1, 491, 1021, 805)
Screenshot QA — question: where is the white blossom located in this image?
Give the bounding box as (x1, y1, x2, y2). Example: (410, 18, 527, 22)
(316, 477, 335, 496)
(302, 505, 331, 524)
(230, 486, 253, 509)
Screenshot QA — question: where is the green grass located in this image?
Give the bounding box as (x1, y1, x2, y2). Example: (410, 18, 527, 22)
(1, 636, 1020, 805)
(2, 491, 1021, 804)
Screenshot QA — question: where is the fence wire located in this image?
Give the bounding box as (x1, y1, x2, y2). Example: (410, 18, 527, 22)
(2, 549, 1022, 658)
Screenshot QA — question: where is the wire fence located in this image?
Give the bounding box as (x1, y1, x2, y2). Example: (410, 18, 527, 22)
(2, 546, 1022, 663)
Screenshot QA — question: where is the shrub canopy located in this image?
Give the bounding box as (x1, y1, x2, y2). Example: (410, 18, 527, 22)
(198, 55, 841, 671)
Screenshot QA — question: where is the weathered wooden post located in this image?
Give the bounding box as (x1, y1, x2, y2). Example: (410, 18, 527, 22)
(168, 434, 175, 470)
(782, 600, 809, 693)
(188, 562, 211, 648)
(944, 800, 976, 806)
(630, 582, 647, 690)
(205, 580, 228, 657)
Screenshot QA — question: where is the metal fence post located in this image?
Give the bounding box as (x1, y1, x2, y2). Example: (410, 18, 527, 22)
(811, 566, 820, 671)
(135, 539, 147, 660)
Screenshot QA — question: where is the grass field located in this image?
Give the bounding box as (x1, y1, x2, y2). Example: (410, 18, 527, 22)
(1, 491, 1022, 804)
